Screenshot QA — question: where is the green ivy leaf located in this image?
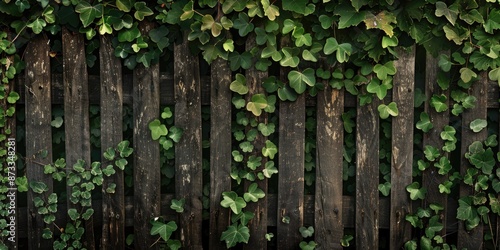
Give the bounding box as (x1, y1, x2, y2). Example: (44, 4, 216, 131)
(30, 181, 49, 194)
(424, 145, 440, 161)
(416, 112, 433, 132)
(459, 67, 477, 83)
(243, 183, 265, 202)
(470, 119, 487, 133)
(430, 94, 448, 112)
(375, 180, 390, 196)
(323, 37, 352, 63)
(257, 123, 275, 136)
(468, 148, 495, 175)
(133, 2, 153, 21)
(231, 211, 255, 226)
(299, 226, 315, 238)
(246, 94, 268, 116)
(262, 140, 278, 159)
(373, 61, 396, 80)
(220, 191, 247, 214)
(68, 208, 80, 221)
(180, 1, 194, 21)
(15, 176, 28, 192)
(51, 116, 64, 128)
(299, 241, 318, 250)
(288, 68, 316, 94)
(220, 223, 250, 248)
(440, 125, 456, 141)
(262, 161, 278, 178)
(230, 73, 248, 95)
(377, 102, 398, 119)
(435, 1, 459, 25)
(406, 182, 427, 200)
(233, 12, 254, 36)
(75, 2, 103, 27)
(170, 198, 185, 213)
(150, 219, 177, 242)
(149, 119, 168, 140)
(116, 0, 133, 12)
(335, 4, 365, 28)
(488, 67, 500, 85)
(366, 78, 390, 100)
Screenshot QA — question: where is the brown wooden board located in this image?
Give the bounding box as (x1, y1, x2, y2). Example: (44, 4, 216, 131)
(243, 33, 269, 250)
(174, 33, 203, 249)
(422, 51, 449, 235)
(356, 95, 380, 249)
(24, 35, 53, 250)
(390, 47, 415, 249)
(314, 81, 344, 249)
(99, 34, 125, 250)
(457, 72, 488, 249)
(131, 22, 161, 249)
(277, 94, 305, 249)
(209, 58, 232, 249)
(62, 28, 94, 250)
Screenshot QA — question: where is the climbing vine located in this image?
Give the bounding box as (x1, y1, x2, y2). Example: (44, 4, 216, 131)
(1, 0, 500, 249)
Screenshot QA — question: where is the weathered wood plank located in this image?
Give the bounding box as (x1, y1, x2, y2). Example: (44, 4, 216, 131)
(314, 67, 344, 249)
(277, 35, 305, 250)
(99, 34, 124, 250)
(174, 32, 203, 249)
(24, 35, 53, 250)
(62, 28, 94, 250)
(356, 93, 380, 250)
(209, 58, 232, 250)
(243, 33, 269, 250)
(457, 72, 488, 249)
(132, 22, 161, 249)
(390, 46, 415, 250)
(422, 51, 449, 236)
(277, 94, 305, 250)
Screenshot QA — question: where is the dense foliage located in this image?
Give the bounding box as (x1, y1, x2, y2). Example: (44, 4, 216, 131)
(2, 0, 500, 249)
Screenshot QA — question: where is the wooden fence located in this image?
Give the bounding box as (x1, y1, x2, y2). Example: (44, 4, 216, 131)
(5, 30, 500, 250)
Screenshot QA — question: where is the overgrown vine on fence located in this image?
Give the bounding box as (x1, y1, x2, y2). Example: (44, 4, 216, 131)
(1, 0, 500, 248)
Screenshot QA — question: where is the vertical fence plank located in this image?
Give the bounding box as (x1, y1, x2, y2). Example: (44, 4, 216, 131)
(390, 46, 415, 249)
(356, 94, 379, 249)
(209, 58, 232, 249)
(457, 72, 487, 249)
(278, 35, 305, 248)
(62, 28, 94, 250)
(25, 35, 53, 250)
(315, 77, 344, 249)
(174, 33, 203, 249)
(243, 34, 268, 250)
(422, 51, 449, 235)
(132, 22, 161, 249)
(277, 94, 305, 250)
(99, 34, 124, 250)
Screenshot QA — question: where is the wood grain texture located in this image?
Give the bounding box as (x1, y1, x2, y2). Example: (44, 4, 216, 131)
(62, 28, 94, 250)
(315, 83, 344, 250)
(24, 35, 53, 250)
(99, 34, 125, 250)
(132, 21, 161, 250)
(390, 46, 415, 250)
(356, 96, 380, 250)
(209, 57, 232, 250)
(174, 32, 203, 249)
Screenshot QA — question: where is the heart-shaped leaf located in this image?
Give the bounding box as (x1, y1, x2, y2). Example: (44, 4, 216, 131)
(230, 73, 248, 95)
(149, 119, 168, 140)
